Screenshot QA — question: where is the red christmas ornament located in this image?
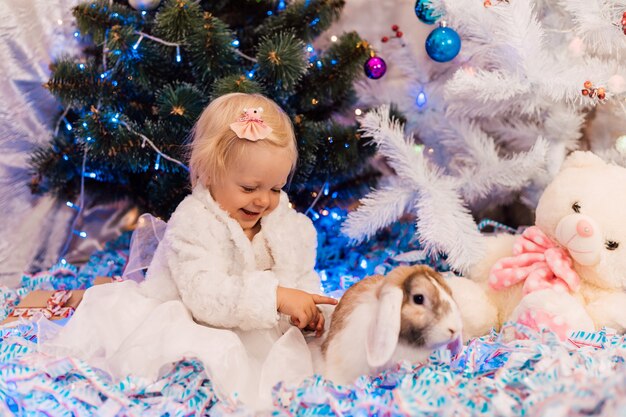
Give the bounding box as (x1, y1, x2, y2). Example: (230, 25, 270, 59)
(392, 24, 399, 31)
(381, 36, 389, 43)
(582, 89, 589, 96)
(583, 80, 592, 89)
(396, 31, 403, 38)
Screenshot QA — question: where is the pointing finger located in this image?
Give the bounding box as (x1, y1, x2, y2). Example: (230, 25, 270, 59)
(312, 295, 338, 305)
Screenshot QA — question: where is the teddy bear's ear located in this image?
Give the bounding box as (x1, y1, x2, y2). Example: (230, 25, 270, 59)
(560, 151, 605, 172)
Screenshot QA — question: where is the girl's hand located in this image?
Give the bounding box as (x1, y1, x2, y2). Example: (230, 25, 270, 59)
(276, 287, 336, 330)
(301, 309, 326, 337)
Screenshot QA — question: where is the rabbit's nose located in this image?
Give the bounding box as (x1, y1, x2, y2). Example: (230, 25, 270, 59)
(448, 328, 457, 336)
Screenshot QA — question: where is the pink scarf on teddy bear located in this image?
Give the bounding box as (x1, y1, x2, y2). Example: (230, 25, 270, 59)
(488, 226, 581, 295)
(488, 226, 582, 339)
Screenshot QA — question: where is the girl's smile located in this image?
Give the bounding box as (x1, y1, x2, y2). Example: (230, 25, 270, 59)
(208, 144, 292, 239)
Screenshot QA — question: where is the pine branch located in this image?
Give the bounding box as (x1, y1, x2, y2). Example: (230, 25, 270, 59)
(153, 0, 204, 42)
(46, 58, 119, 108)
(211, 75, 265, 97)
(294, 32, 370, 116)
(293, 119, 367, 186)
(186, 12, 240, 85)
(73, 1, 139, 44)
(257, 0, 344, 43)
(256, 31, 308, 91)
(155, 82, 207, 124)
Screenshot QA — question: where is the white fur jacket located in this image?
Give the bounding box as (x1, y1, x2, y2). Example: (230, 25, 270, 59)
(139, 183, 324, 331)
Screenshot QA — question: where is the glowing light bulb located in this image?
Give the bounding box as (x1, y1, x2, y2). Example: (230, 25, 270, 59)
(133, 35, 144, 50)
(416, 90, 427, 108)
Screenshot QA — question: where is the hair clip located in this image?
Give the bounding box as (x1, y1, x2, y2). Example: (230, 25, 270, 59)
(229, 107, 273, 141)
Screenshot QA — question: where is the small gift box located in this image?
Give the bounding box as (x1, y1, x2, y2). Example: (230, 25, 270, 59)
(2, 276, 117, 325)
(2, 289, 85, 324)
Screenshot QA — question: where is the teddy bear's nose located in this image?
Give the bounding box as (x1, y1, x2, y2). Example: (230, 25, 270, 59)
(576, 219, 594, 237)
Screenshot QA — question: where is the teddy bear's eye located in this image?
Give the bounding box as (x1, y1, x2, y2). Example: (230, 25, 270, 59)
(571, 202, 581, 213)
(605, 240, 619, 251)
(412, 294, 424, 305)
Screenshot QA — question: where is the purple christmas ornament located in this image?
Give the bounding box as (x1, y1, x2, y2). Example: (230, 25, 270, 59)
(364, 56, 387, 80)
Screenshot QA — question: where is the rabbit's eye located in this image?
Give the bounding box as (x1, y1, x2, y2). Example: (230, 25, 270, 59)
(605, 240, 619, 251)
(572, 202, 581, 213)
(412, 294, 424, 305)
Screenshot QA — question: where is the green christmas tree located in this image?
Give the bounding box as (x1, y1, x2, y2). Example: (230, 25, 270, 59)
(30, 0, 375, 219)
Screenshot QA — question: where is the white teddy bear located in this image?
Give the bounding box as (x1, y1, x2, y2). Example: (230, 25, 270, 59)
(448, 151, 626, 341)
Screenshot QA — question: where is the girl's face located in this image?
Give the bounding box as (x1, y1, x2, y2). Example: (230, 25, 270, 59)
(209, 145, 292, 235)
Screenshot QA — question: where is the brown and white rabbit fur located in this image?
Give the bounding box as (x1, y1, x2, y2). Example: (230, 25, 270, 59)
(321, 265, 462, 385)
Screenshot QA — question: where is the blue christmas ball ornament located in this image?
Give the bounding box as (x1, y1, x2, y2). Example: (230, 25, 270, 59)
(425, 25, 461, 62)
(415, 0, 440, 25)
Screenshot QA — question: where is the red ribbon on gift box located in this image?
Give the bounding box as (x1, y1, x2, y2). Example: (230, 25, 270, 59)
(9, 290, 75, 320)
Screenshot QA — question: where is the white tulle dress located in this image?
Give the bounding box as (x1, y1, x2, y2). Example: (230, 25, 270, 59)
(39, 230, 317, 410)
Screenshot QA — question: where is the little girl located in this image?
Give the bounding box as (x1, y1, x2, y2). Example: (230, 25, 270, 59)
(40, 93, 337, 409)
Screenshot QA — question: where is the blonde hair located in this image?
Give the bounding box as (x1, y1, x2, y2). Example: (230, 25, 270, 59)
(189, 93, 298, 187)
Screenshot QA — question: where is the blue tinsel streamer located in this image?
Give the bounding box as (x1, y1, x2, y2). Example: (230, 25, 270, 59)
(1, 218, 625, 416)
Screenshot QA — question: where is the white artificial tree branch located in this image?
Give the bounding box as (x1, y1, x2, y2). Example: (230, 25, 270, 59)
(414, 175, 485, 273)
(559, 0, 626, 56)
(345, 107, 485, 272)
(340, 182, 417, 243)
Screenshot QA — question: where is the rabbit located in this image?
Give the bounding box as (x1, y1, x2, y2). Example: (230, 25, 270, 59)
(320, 265, 463, 385)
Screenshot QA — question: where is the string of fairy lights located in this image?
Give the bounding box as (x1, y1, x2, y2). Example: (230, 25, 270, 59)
(59, 17, 188, 264)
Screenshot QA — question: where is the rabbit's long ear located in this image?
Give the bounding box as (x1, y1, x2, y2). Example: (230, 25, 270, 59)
(366, 285, 403, 368)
